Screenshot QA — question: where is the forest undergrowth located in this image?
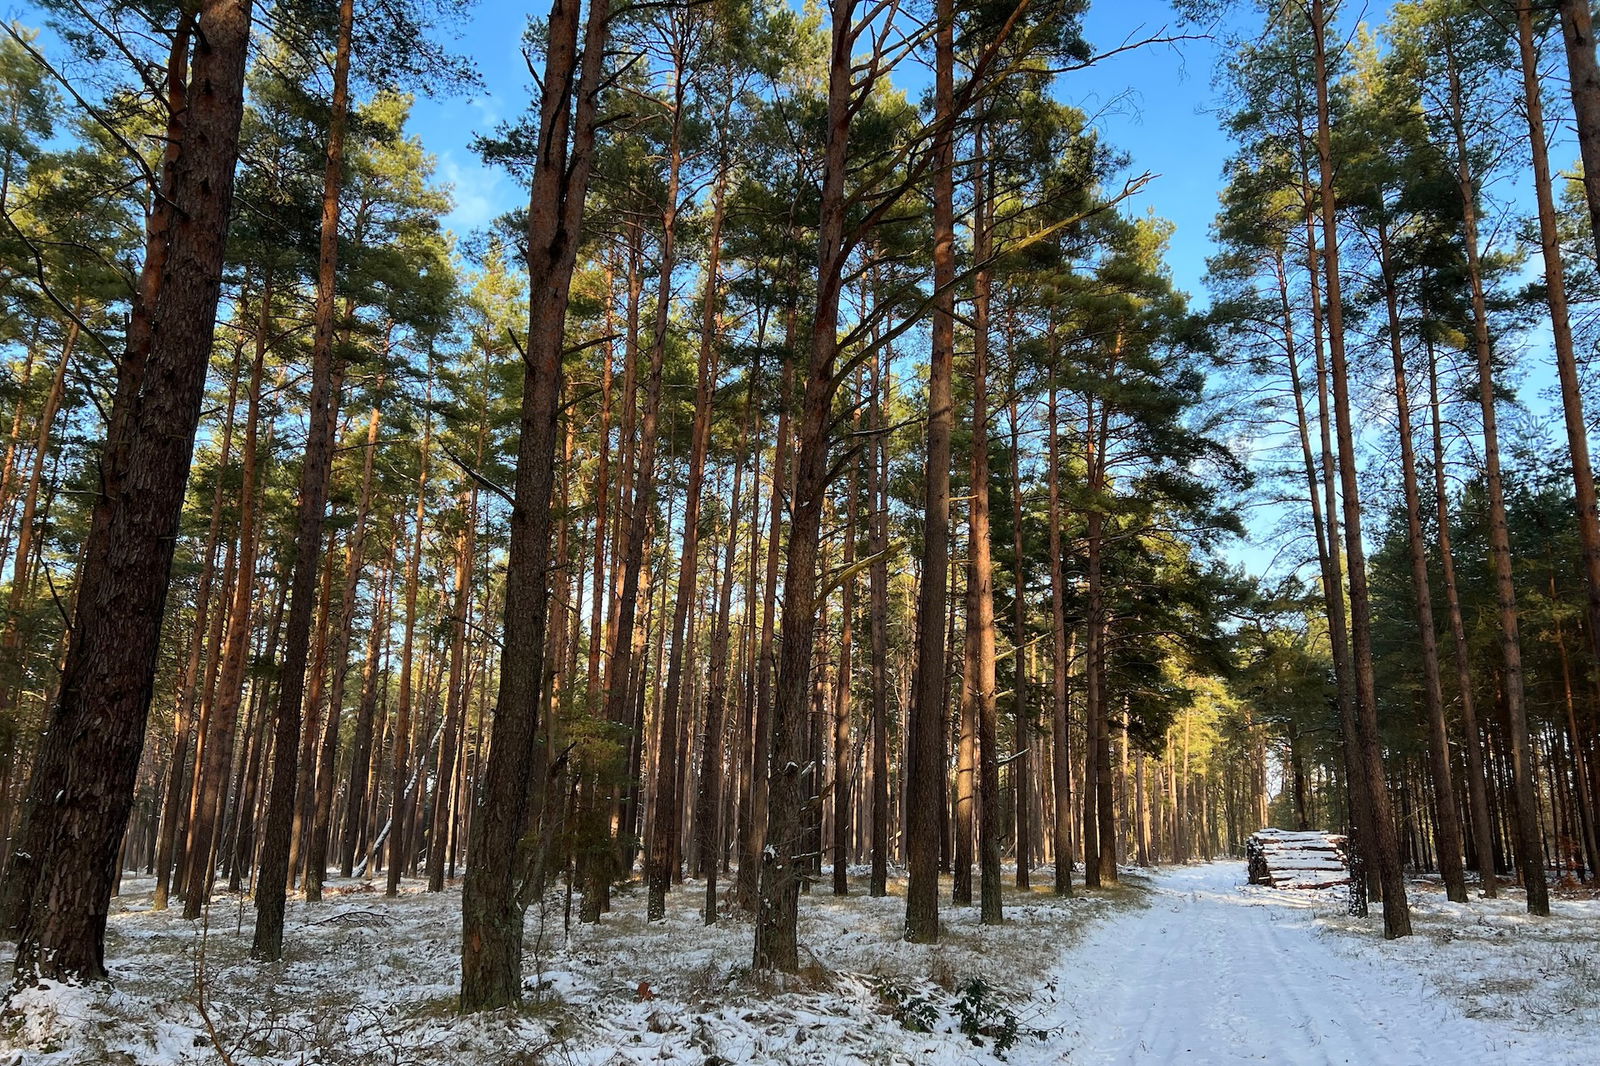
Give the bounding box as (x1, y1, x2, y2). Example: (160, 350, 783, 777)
(0, 870, 1142, 1066)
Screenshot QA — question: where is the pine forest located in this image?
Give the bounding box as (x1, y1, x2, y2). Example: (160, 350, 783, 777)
(1, 0, 1599, 1062)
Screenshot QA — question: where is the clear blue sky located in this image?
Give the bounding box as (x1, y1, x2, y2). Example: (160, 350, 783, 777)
(410, 2, 1239, 303)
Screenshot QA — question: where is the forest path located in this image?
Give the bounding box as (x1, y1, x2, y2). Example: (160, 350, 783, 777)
(1039, 862, 1562, 1065)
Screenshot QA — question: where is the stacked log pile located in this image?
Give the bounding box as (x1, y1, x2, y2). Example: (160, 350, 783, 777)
(1246, 828, 1350, 889)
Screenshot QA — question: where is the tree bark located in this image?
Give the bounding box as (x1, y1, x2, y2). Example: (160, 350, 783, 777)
(1374, 219, 1467, 902)
(306, 402, 381, 899)
(460, 0, 610, 1011)
(905, 0, 956, 944)
(1309, 0, 1410, 937)
(7, 0, 253, 979)
(1047, 373, 1073, 897)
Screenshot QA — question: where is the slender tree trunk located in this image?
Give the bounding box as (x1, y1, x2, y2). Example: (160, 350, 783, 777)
(1008, 389, 1029, 890)
(1457, 8, 1547, 916)
(1309, 0, 1409, 936)
(1295, 90, 1374, 916)
(152, 343, 240, 911)
(306, 402, 381, 899)
(736, 331, 793, 911)
(968, 156, 1002, 923)
(697, 372, 751, 923)
(1374, 220, 1467, 903)
(645, 108, 709, 921)
(832, 422, 859, 897)
(251, 0, 354, 959)
(905, 0, 956, 944)
(386, 407, 432, 897)
(753, 0, 854, 972)
(343, 548, 392, 877)
(868, 332, 892, 899)
(181, 285, 269, 921)
(1530, 5, 1600, 690)
(955, 562, 976, 906)
(1047, 373, 1073, 897)
(428, 483, 477, 893)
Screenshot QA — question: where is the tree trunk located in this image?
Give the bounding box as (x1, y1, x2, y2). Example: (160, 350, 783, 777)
(1374, 220, 1468, 903)
(736, 327, 793, 911)
(386, 407, 432, 897)
(753, 0, 853, 972)
(1047, 374, 1073, 897)
(969, 155, 1002, 923)
(645, 109, 708, 921)
(1309, 0, 1409, 937)
(306, 402, 382, 899)
(251, 0, 354, 959)
(905, 0, 956, 944)
(1008, 389, 1029, 890)
(152, 342, 240, 911)
(697, 369, 751, 923)
(868, 330, 892, 899)
(460, 0, 610, 1011)
(1532, 5, 1600, 698)
(180, 284, 269, 921)
(7, 1, 253, 979)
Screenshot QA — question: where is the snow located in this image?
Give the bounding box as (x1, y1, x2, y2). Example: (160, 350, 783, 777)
(2, 863, 1594, 1064)
(1042, 863, 1597, 1065)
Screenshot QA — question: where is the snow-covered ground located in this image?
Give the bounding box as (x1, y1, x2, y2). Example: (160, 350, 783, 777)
(1043, 863, 1598, 1064)
(2, 862, 1594, 1064)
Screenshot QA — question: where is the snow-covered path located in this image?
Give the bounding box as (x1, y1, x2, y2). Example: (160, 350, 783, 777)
(1041, 862, 1583, 1065)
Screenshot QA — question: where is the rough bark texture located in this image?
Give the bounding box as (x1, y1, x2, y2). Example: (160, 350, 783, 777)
(459, 0, 610, 1011)
(754, 0, 851, 972)
(8, 0, 253, 980)
(905, 0, 955, 945)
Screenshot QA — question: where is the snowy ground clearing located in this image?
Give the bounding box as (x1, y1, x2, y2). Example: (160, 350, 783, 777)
(2, 861, 1595, 1064)
(0, 867, 1133, 1065)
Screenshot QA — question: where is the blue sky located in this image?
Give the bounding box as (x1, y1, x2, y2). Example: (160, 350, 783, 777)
(409, 2, 1240, 301)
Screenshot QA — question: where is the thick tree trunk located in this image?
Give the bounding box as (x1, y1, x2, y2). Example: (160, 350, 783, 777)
(7, 0, 253, 980)
(460, 0, 610, 1011)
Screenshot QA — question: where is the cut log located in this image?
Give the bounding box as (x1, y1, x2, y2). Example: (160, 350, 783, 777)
(1246, 828, 1350, 889)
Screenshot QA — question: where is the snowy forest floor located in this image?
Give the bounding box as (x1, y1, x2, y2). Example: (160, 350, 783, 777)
(2, 861, 1597, 1065)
